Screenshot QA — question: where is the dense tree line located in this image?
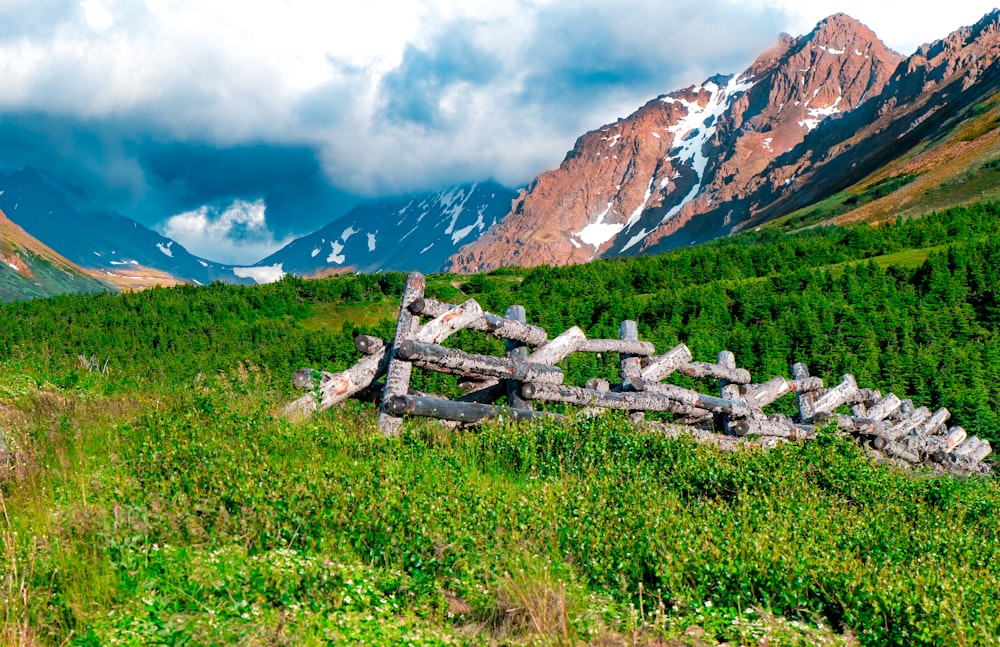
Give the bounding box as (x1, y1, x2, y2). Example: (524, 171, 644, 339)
(1, 202, 1000, 442)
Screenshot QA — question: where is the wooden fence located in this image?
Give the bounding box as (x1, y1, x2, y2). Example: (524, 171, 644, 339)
(286, 272, 992, 477)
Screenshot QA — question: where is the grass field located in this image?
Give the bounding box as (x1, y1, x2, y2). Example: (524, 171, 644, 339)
(2, 362, 999, 646)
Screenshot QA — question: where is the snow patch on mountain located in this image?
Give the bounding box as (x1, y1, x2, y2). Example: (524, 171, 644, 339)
(327, 240, 346, 264)
(576, 201, 623, 249)
(442, 184, 477, 236)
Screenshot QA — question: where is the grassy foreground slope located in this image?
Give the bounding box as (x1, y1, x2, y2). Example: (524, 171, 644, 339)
(2, 202, 1000, 644)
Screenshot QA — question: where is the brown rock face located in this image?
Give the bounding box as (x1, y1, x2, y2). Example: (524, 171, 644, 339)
(449, 13, 903, 272)
(749, 9, 1000, 227)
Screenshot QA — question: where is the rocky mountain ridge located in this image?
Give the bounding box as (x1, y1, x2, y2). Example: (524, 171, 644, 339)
(449, 11, 1000, 272)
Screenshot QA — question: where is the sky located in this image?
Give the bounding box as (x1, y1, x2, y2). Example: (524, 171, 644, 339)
(1, 0, 998, 264)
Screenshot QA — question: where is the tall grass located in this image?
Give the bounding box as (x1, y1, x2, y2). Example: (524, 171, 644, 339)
(0, 364, 998, 645)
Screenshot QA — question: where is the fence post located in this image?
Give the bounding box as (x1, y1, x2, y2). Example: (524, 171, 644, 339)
(377, 271, 426, 436)
(717, 350, 741, 434)
(505, 305, 531, 410)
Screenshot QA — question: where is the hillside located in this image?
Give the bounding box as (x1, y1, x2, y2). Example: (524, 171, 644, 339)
(0, 208, 113, 301)
(2, 201, 1000, 644)
(0, 167, 256, 289)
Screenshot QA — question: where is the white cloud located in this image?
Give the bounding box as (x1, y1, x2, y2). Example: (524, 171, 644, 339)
(159, 199, 293, 265)
(1, 0, 998, 207)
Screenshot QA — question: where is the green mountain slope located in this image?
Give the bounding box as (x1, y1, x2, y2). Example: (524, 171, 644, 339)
(766, 89, 1000, 232)
(0, 208, 114, 301)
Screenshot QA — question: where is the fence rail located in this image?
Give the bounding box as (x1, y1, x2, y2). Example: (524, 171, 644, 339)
(286, 272, 992, 477)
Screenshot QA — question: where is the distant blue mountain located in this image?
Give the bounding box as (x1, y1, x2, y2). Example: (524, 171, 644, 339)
(257, 181, 518, 275)
(0, 167, 254, 286)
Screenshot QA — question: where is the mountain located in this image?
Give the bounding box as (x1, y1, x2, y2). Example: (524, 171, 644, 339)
(448, 11, 1000, 272)
(0, 208, 113, 301)
(757, 9, 1000, 230)
(257, 181, 517, 275)
(0, 167, 256, 289)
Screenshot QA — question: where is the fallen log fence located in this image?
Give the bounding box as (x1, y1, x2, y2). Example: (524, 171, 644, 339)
(286, 271, 992, 477)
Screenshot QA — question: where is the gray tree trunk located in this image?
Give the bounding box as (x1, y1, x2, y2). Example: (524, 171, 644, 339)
(397, 339, 564, 383)
(504, 305, 531, 410)
(640, 344, 693, 384)
(378, 271, 425, 436)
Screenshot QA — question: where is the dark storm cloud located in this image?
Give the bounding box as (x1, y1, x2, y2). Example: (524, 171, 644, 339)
(0, 112, 358, 239)
(377, 29, 504, 128)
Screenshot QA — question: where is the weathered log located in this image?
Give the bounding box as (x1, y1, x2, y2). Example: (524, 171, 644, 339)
(350, 382, 435, 403)
(292, 367, 322, 389)
(387, 394, 560, 424)
(504, 305, 532, 410)
(884, 440, 921, 463)
(525, 381, 751, 417)
(378, 272, 425, 435)
(409, 297, 549, 346)
(791, 363, 817, 422)
(521, 382, 689, 414)
(397, 339, 564, 384)
(354, 335, 385, 356)
(285, 355, 389, 417)
(953, 436, 986, 458)
(730, 418, 815, 439)
(321, 348, 392, 410)
(585, 378, 611, 392)
(848, 389, 880, 417)
(576, 338, 657, 356)
(483, 312, 549, 347)
(618, 321, 644, 392)
(943, 426, 968, 452)
(408, 297, 451, 318)
(674, 412, 715, 426)
(644, 380, 751, 416)
(845, 388, 882, 406)
(947, 454, 991, 477)
(527, 326, 586, 365)
(677, 360, 752, 384)
(716, 351, 743, 435)
(812, 374, 858, 416)
(742, 376, 792, 409)
(788, 376, 824, 393)
(284, 393, 318, 418)
(916, 408, 950, 437)
(639, 344, 693, 384)
(882, 406, 932, 442)
(968, 440, 993, 462)
(865, 393, 901, 422)
(812, 410, 859, 430)
(416, 299, 484, 344)
(458, 378, 497, 391)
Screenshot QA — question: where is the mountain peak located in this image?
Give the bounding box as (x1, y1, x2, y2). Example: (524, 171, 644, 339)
(806, 13, 894, 55)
